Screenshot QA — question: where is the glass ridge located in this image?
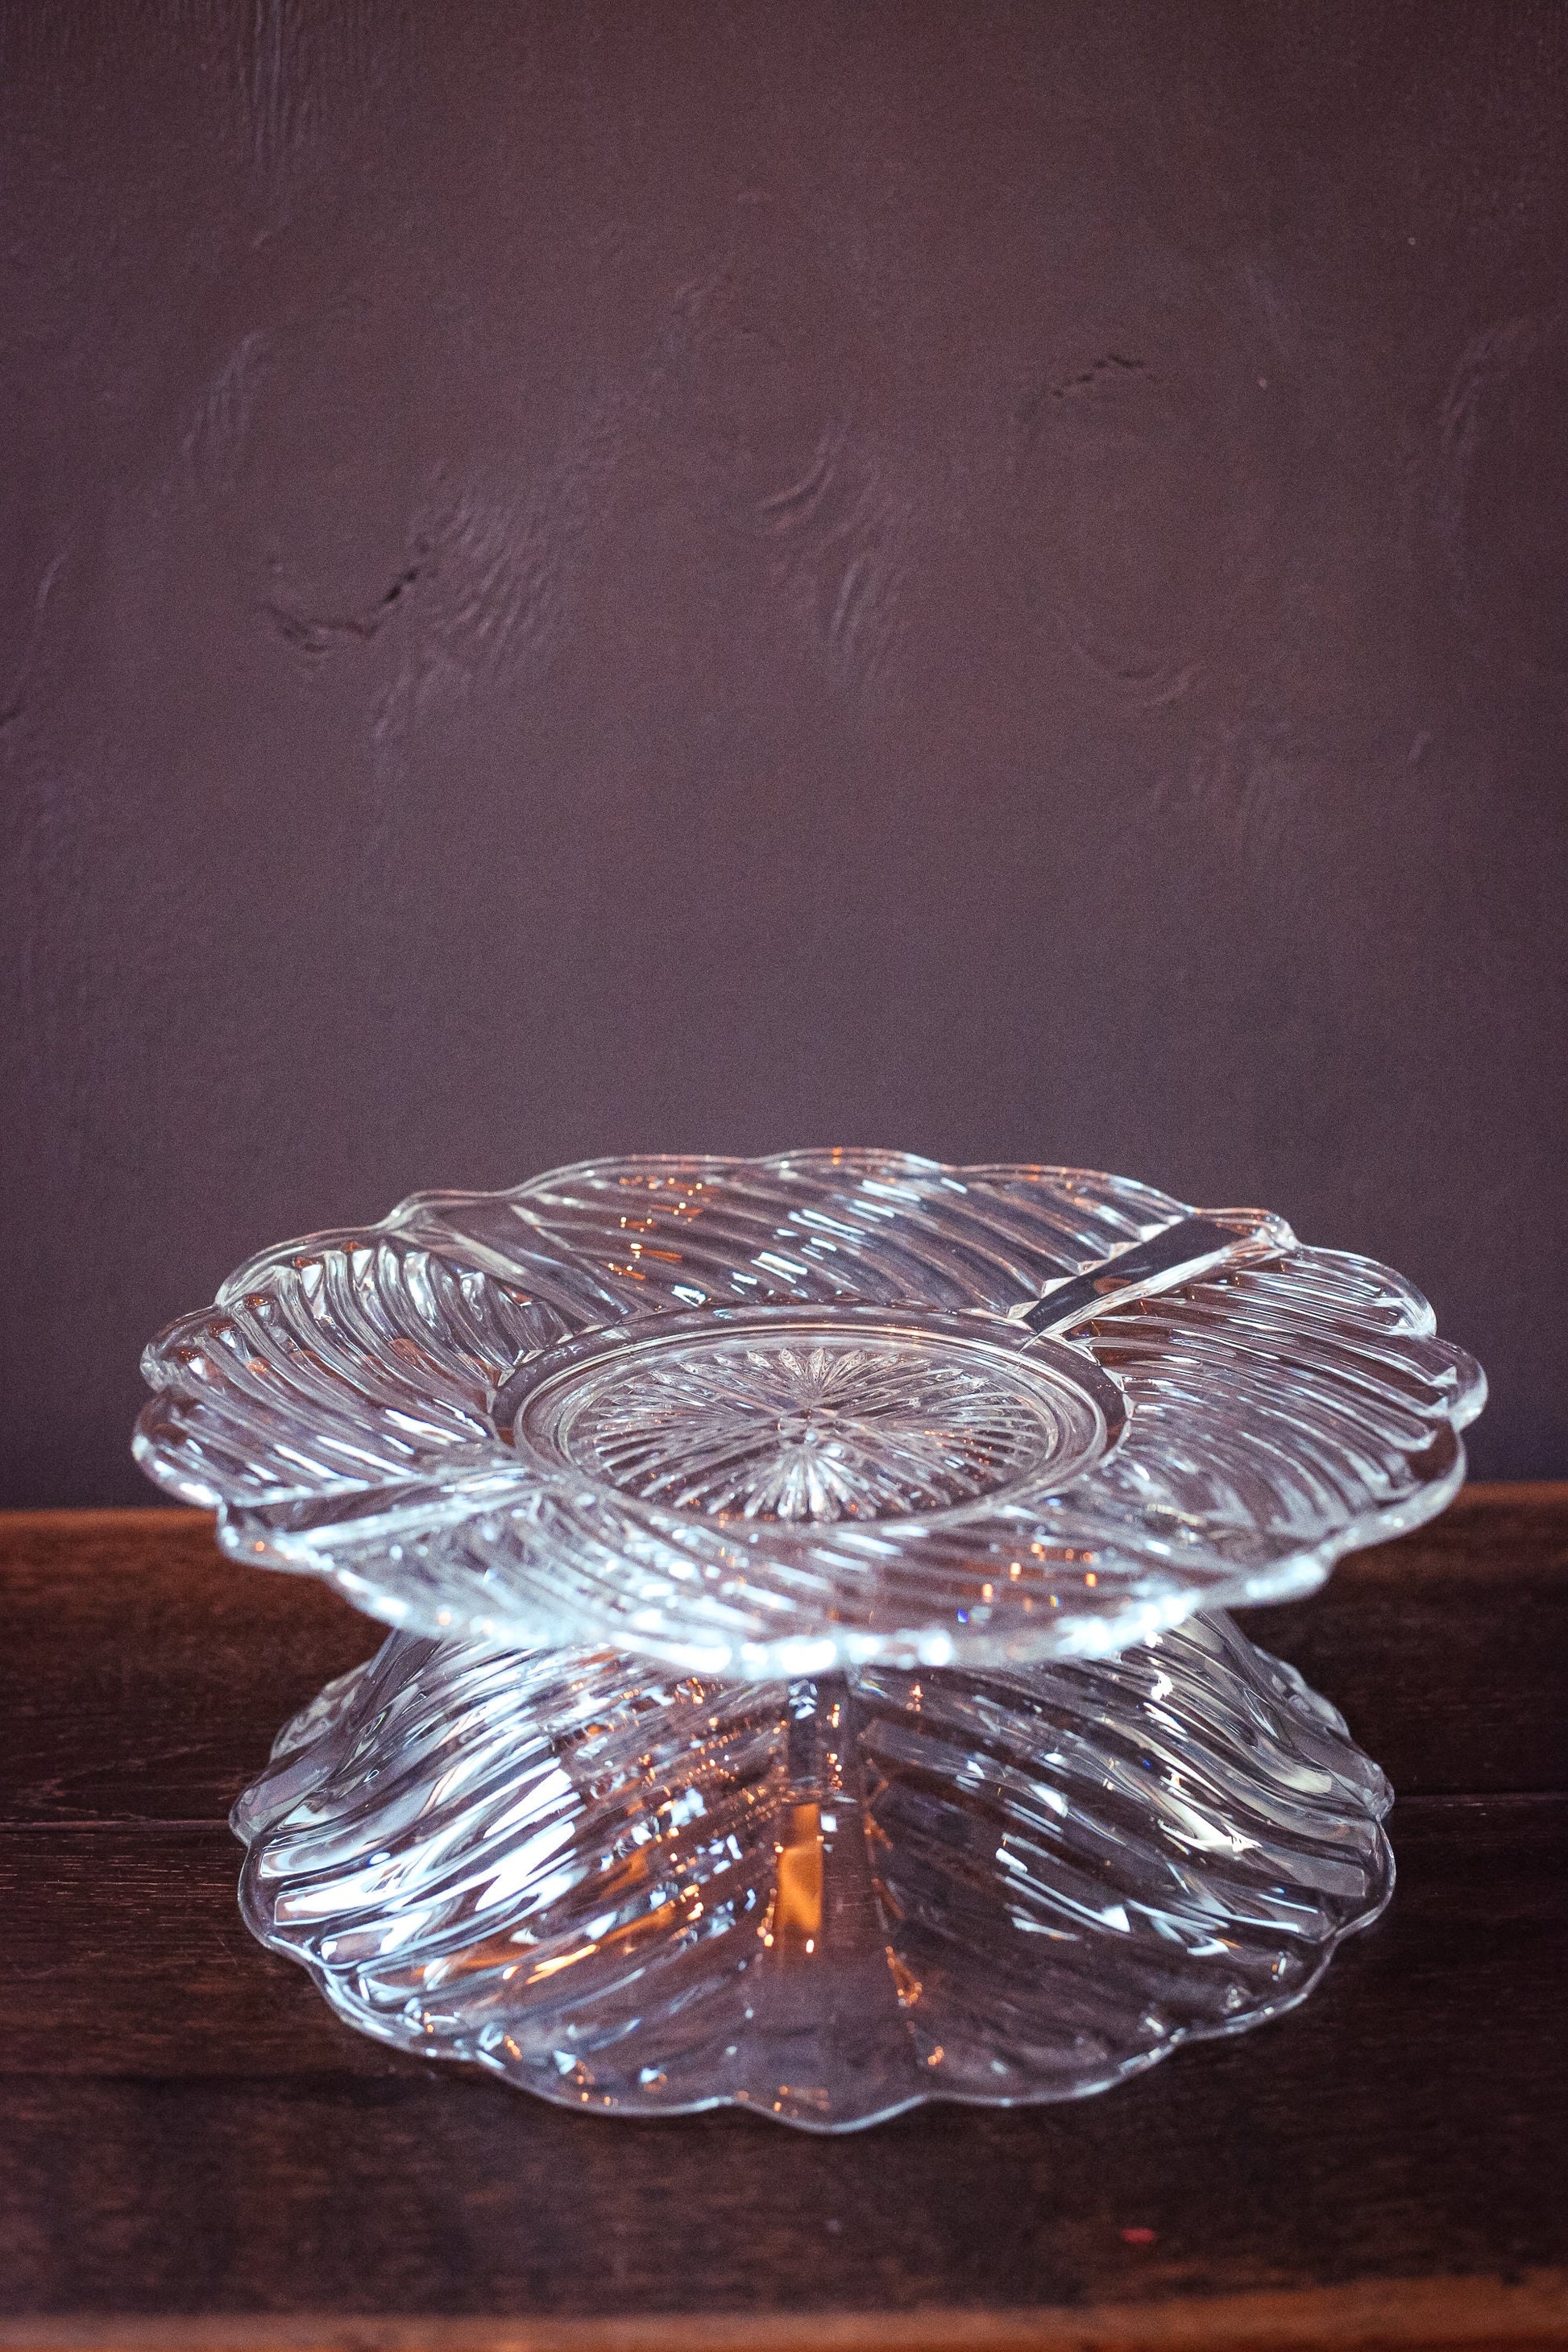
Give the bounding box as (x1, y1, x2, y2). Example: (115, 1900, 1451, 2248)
(500, 1305, 1121, 1524)
(233, 1615, 1395, 2130)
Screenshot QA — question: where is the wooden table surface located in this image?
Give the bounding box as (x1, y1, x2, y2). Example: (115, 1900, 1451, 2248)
(1, 1491, 1565, 2351)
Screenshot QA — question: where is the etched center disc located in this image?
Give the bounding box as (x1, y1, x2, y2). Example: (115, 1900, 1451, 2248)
(499, 1309, 1118, 1524)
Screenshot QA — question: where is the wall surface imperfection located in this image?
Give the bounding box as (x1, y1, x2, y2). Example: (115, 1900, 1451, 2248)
(2, 0, 1565, 1501)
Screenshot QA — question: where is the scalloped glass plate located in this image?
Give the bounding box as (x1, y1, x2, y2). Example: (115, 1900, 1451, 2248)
(137, 1150, 1483, 1672)
(135, 1151, 1483, 2128)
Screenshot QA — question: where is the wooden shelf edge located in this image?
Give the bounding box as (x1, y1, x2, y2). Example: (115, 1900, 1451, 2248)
(0, 1507, 215, 1531)
(3, 2271, 1567, 2352)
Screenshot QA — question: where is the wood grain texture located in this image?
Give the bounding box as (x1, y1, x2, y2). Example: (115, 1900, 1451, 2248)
(1238, 1484, 1568, 1797)
(5, 1490, 1564, 1823)
(0, 1512, 373, 1825)
(0, 1495, 1565, 2343)
(3, 2277, 1568, 2351)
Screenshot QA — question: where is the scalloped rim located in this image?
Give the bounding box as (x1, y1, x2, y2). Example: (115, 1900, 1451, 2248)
(135, 1150, 1487, 1670)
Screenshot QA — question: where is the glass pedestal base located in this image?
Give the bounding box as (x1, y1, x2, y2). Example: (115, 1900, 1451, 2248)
(233, 1614, 1392, 2131)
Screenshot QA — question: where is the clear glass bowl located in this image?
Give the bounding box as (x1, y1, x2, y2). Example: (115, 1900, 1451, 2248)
(136, 1152, 1484, 2128)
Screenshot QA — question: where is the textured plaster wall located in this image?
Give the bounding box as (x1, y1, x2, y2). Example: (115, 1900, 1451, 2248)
(2, 0, 1565, 1502)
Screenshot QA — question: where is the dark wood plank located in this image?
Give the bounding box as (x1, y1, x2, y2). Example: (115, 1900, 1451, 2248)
(0, 1513, 376, 1824)
(2, 1496, 1566, 2341)
(1237, 1485, 1568, 1797)
(0, 1798, 1562, 2314)
(2, 1797, 1562, 2081)
(0, 1823, 398, 2080)
(2, 1491, 1566, 1826)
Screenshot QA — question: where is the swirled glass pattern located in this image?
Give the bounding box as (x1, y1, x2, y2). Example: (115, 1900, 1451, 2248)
(138, 1151, 1484, 1674)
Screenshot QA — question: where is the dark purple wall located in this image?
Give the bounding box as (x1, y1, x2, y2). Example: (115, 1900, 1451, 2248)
(2, 0, 1565, 1503)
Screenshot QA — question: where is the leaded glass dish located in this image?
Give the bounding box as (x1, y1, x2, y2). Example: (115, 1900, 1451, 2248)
(135, 1151, 1484, 2129)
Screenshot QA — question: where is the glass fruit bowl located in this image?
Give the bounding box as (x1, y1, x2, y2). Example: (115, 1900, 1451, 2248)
(135, 1151, 1484, 2130)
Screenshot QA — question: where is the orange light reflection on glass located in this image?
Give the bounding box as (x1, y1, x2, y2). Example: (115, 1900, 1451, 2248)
(773, 1802, 824, 1957)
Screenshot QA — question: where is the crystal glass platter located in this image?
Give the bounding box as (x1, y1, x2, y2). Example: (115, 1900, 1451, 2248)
(135, 1151, 1484, 2130)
